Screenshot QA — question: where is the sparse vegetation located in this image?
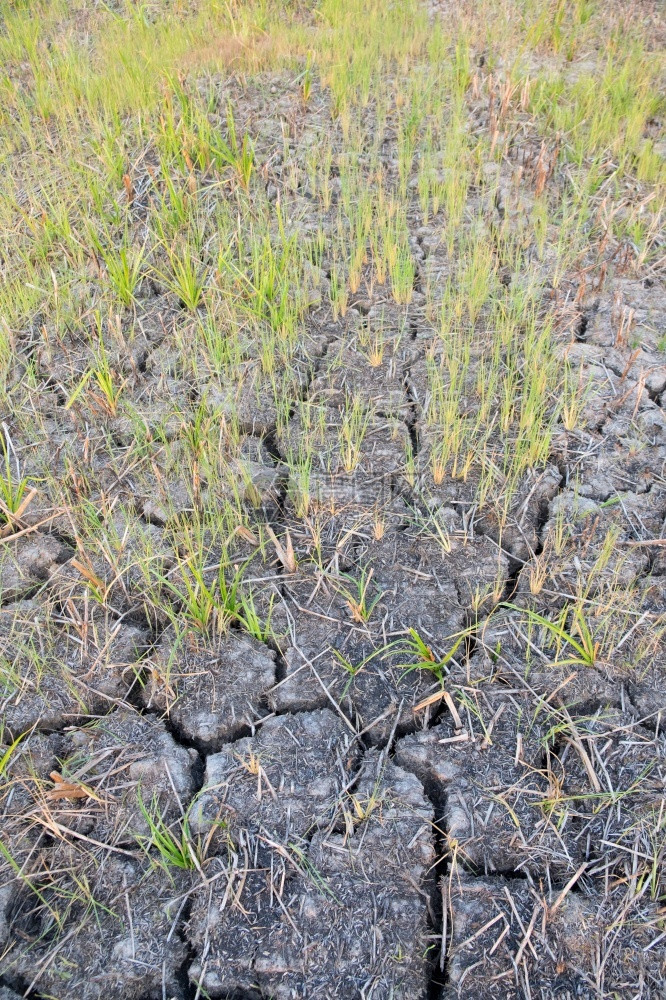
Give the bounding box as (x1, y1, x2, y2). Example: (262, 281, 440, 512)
(0, 0, 664, 997)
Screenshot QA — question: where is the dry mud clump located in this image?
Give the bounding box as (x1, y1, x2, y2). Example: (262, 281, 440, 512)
(1, 0, 666, 998)
(443, 875, 664, 999)
(187, 751, 435, 999)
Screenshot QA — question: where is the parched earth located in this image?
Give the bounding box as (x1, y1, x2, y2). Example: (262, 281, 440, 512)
(1, 3, 665, 999)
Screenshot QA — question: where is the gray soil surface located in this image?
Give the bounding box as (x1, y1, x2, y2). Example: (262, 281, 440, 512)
(1, 3, 666, 999)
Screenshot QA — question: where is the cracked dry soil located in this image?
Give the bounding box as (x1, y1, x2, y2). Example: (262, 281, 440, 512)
(1, 2, 666, 999)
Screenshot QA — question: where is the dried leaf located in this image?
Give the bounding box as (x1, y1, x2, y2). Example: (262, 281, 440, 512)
(47, 771, 89, 801)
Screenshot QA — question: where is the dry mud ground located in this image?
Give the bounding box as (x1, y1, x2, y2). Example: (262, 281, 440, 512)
(0, 1, 665, 998)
